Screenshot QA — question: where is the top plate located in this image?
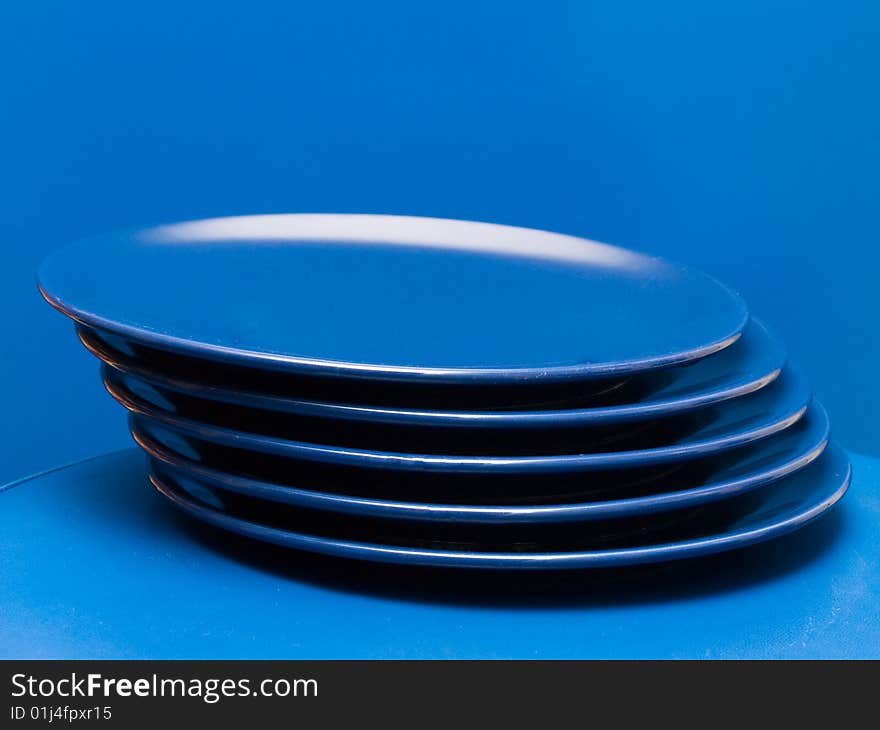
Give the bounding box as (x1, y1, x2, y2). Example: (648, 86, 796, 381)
(39, 214, 748, 385)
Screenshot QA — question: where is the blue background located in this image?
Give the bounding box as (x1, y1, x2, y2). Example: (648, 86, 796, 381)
(2, 1, 878, 481)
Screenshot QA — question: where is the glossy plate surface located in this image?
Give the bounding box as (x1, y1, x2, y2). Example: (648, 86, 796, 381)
(149, 444, 851, 569)
(106, 366, 812, 474)
(39, 214, 748, 384)
(81, 318, 783, 429)
(134, 402, 829, 523)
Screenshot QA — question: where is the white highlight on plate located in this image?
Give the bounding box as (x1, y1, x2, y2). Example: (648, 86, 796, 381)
(141, 214, 648, 270)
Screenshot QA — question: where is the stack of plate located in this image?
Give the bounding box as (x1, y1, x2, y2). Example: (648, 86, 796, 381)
(38, 214, 850, 570)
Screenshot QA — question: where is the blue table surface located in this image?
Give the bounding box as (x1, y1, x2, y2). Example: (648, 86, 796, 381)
(1, 447, 877, 659)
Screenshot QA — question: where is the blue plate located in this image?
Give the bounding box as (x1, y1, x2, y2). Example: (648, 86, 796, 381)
(135, 402, 830, 523)
(107, 366, 811, 474)
(148, 443, 851, 569)
(80, 318, 784, 429)
(39, 214, 748, 385)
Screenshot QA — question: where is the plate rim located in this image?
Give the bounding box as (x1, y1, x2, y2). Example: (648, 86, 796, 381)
(107, 367, 813, 474)
(148, 444, 851, 569)
(80, 318, 784, 429)
(133, 402, 830, 523)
